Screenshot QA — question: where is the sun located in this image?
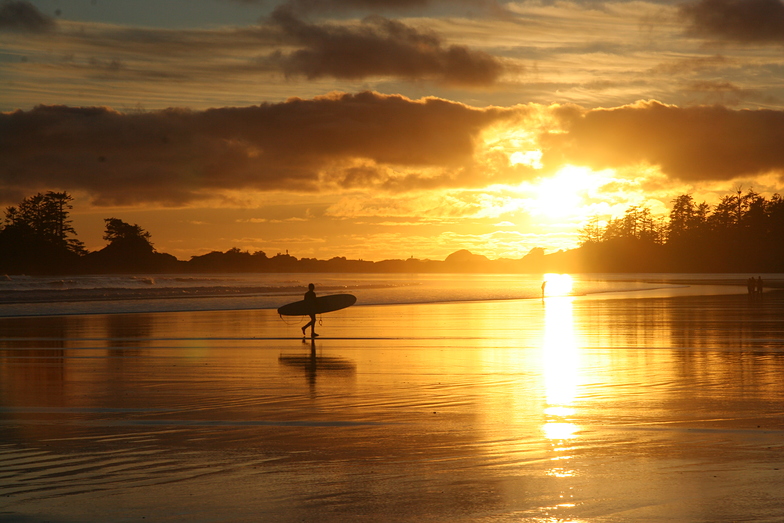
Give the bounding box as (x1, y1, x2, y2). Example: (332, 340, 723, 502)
(530, 165, 597, 219)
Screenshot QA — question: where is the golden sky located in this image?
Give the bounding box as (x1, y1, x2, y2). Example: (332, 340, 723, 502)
(2, 0, 784, 261)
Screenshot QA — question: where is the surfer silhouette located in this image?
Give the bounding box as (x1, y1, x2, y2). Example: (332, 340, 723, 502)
(301, 283, 318, 338)
(278, 286, 355, 338)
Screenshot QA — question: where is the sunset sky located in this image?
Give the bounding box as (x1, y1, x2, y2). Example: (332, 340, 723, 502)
(2, 0, 784, 261)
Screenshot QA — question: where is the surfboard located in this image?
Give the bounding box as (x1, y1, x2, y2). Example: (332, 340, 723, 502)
(277, 293, 357, 316)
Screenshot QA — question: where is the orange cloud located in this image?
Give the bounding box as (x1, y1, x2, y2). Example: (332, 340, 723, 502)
(541, 100, 784, 181)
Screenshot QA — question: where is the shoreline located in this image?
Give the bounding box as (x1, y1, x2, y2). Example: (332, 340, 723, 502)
(0, 286, 780, 324)
(0, 271, 781, 320)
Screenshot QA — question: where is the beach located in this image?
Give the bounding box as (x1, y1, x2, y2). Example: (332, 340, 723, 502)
(2, 286, 784, 522)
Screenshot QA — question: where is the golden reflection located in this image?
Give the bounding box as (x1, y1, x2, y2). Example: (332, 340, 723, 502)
(540, 292, 582, 514)
(544, 406, 574, 417)
(543, 421, 579, 441)
(542, 296, 579, 409)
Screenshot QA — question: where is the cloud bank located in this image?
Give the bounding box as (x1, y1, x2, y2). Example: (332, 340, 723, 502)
(3, 93, 784, 207)
(0, 92, 509, 205)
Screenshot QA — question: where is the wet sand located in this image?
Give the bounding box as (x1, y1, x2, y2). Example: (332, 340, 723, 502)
(2, 292, 784, 522)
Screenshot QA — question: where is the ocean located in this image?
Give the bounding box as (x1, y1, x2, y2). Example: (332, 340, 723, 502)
(0, 272, 767, 317)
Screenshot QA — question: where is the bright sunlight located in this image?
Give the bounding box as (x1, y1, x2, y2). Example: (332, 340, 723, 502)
(542, 273, 573, 297)
(530, 165, 596, 219)
(542, 295, 581, 443)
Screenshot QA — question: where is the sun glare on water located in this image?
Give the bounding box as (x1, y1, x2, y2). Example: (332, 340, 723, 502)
(542, 273, 573, 297)
(542, 294, 581, 446)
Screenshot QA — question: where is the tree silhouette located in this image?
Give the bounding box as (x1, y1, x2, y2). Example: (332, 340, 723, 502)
(0, 192, 84, 273)
(3, 192, 84, 253)
(578, 215, 603, 245)
(82, 218, 179, 273)
(103, 218, 153, 253)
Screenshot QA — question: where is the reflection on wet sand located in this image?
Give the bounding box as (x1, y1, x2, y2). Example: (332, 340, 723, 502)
(1, 293, 784, 521)
(541, 296, 580, 519)
(279, 338, 356, 394)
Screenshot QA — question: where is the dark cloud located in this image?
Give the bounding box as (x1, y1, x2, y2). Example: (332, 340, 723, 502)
(284, 0, 431, 12)
(232, 0, 505, 16)
(266, 7, 505, 86)
(542, 100, 784, 181)
(679, 0, 784, 43)
(0, 0, 56, 32)
(0, 92, 511, 205)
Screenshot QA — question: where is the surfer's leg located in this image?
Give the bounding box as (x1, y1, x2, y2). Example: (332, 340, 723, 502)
(302, 315, 315, 336)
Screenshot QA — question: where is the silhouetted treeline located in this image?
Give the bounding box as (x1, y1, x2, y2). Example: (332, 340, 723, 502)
(575, 189, 784, 272)
(2, 190, 784, 275)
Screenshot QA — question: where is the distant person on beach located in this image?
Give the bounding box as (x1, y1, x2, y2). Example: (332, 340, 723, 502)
(302, 283, 318, 338)
(757, 277, 764, 295)
(747, 277, 755, 295)
(541, 280, 547, 299)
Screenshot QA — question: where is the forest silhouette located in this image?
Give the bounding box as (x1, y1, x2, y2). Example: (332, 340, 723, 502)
(2, 190, 784, 275)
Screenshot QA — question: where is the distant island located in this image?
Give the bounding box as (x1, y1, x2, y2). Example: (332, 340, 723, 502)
(2, 190, 784, 275)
